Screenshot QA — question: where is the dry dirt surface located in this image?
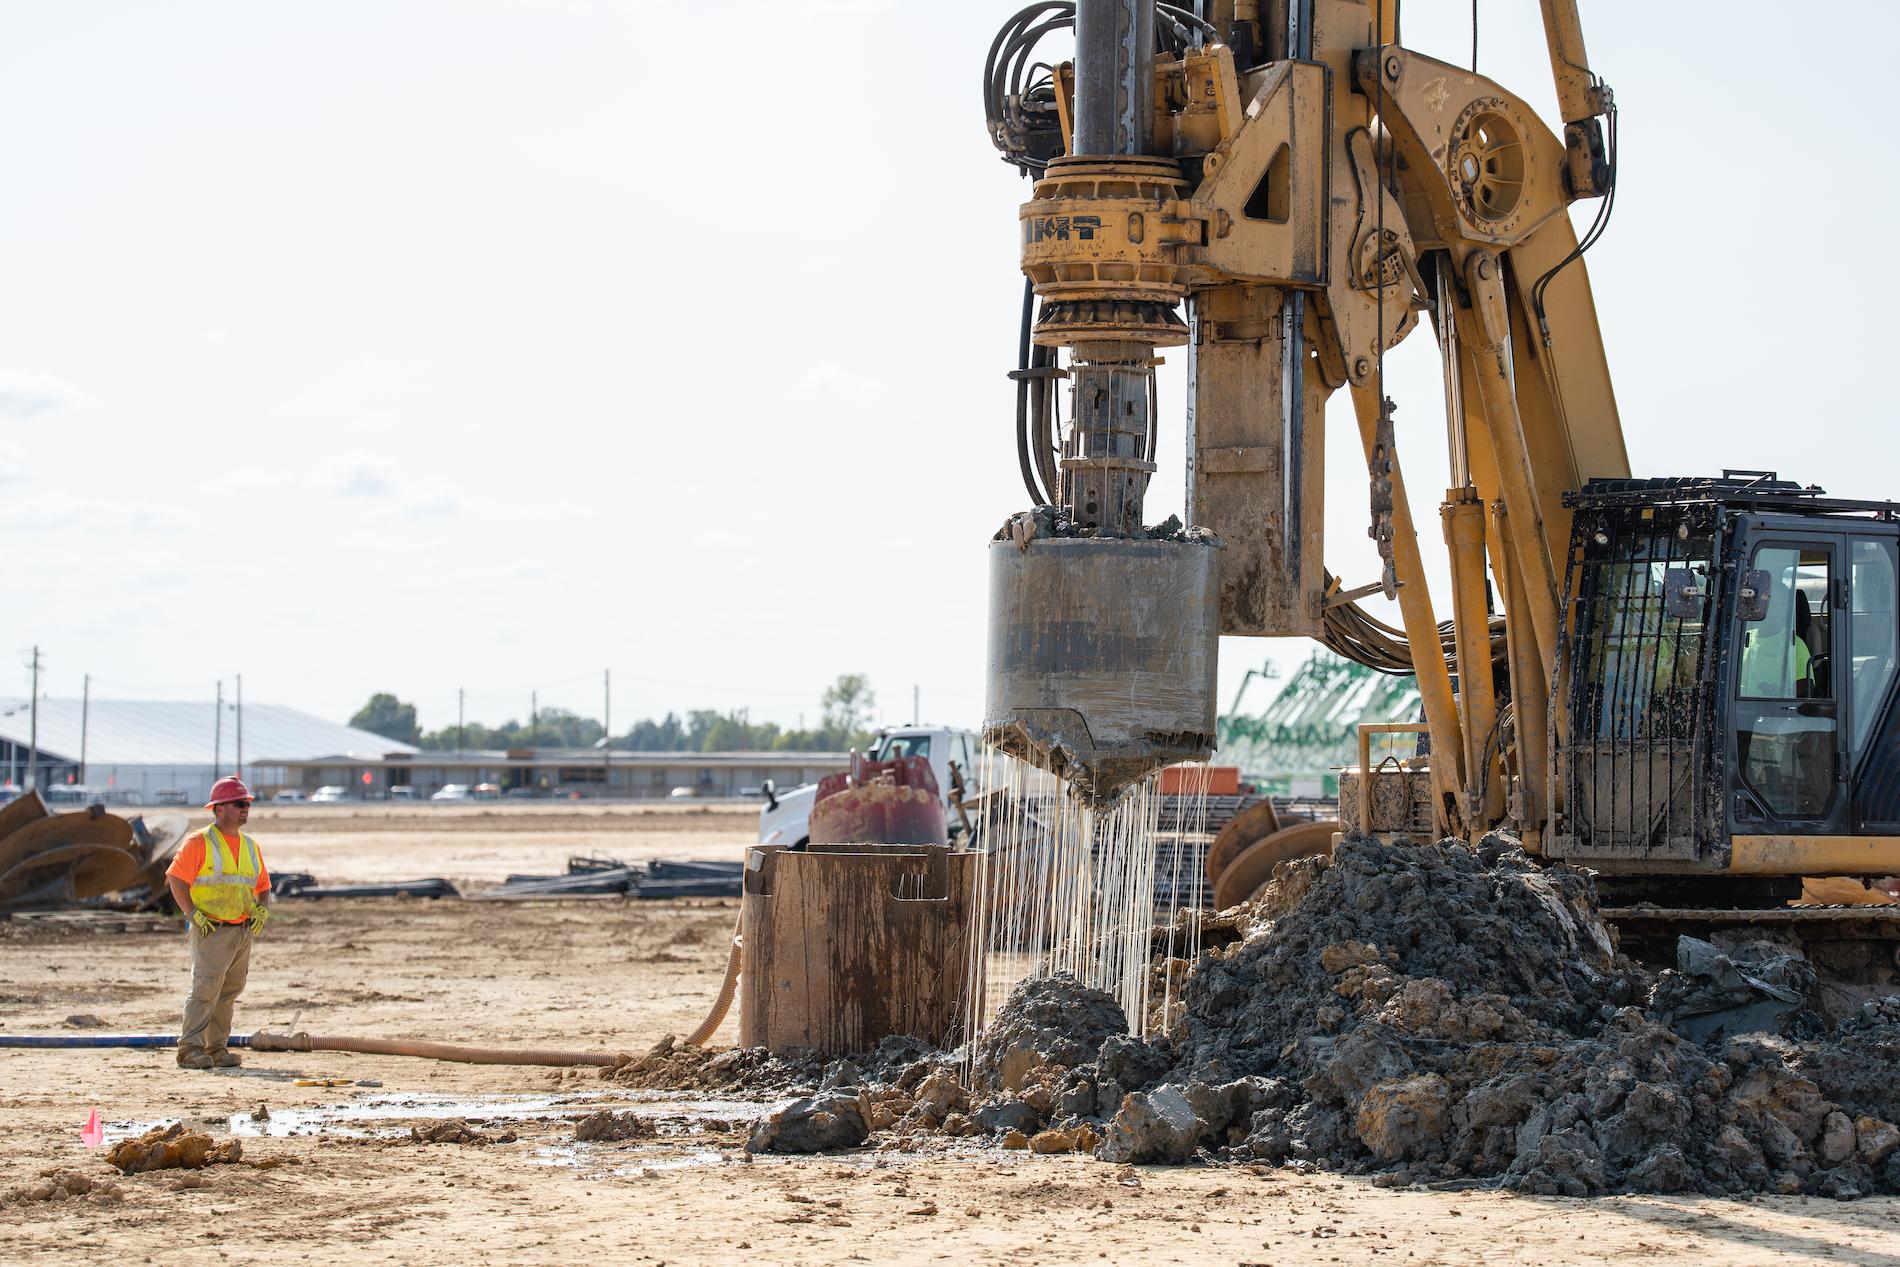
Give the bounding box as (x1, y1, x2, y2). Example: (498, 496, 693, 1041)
(1, 806, 1896, 1265)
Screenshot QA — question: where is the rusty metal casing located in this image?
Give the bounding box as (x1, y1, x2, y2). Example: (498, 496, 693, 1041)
(983, 535, 1221, 804)
(740, 844, 975, 1056)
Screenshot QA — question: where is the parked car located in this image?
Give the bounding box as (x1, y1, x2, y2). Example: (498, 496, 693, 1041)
(472, 783, 501, 800)
(668, 786, 697, 799)
(154, 789, 188, 805)
(504, 787, 537, 799)
(389, 786, 417, 801)
(309, 786, 349, 803)
(272, 789, 307, 803)
(431, 784, 470, 801)
(44, 786, 102, 806)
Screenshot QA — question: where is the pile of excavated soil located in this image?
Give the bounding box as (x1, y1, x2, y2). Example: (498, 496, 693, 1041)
(603, 1034, 830, 1093)
(681, 836, 1900, 1199)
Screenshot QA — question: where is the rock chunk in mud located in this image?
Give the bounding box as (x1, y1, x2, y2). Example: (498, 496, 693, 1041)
(976, 972, 1127, 1091)
(1098, 1078, 1282, 1163)
(106, 1123, 242, 1174)
(1650, 937, 1814, 1042)
(411, 1118, 517, 1145)
(573, 1111, 656, 1143)
(747, 1092, 870, 1154)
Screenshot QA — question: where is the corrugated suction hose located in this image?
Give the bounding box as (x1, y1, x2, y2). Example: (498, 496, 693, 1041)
(685, 910, 743, 1047)
(250, 1032, 614, 1066)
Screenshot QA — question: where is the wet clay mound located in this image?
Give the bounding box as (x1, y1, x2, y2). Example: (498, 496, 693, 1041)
(976, 973, 1128, 1091)
(601, 838, 1900, 1197)
(1064, 837, 1900, 1197)
(1177, 836, 1630, 1075)
(602, 1034, 827, 1093)
(1794, 998, 1900, 1125)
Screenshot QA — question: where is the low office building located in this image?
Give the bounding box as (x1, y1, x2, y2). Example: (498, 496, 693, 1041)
(256, 748, 847, 800)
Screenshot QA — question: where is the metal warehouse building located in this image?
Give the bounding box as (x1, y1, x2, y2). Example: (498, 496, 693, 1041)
(0, 698, 417, 805)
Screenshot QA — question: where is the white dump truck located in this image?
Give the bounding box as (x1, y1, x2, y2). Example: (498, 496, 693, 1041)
(756, 725, 990, 847)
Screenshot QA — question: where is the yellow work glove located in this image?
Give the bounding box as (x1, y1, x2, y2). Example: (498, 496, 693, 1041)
(189, 909, 216, 937)
(248, 906, 271, 937)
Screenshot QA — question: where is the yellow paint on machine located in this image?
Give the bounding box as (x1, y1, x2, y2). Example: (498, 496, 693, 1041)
(1730, 835, 1900, 876)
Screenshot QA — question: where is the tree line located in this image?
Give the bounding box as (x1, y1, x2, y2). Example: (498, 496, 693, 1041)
(348, 674, 879, 754)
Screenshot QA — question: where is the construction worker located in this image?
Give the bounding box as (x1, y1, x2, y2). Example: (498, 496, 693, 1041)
(164, 775, 272, 1070)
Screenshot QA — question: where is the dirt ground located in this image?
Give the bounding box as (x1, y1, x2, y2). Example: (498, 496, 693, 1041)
(2, 804, 1897, 1265)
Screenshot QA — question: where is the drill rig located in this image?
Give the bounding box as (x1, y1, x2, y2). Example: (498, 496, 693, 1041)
(979, 1, 1900, 953)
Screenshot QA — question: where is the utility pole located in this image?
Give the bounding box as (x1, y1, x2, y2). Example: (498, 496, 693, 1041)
(530, 690, 538, 738)
(913, 685, 920, 726)
(79, 673, 89, 786)
(458, 687, 465, 752)
(235, 673, 243, 779)
(26, 646, 39, 791)
(602, 669, 611, 798)
(213, 680, 223, 776)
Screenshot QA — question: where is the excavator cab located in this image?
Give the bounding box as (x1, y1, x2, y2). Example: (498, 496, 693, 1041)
(1552, 475, 1900, 880)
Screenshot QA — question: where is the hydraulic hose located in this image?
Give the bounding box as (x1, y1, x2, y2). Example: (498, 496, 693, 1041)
(0, 1034, 204, 1049)
(0, 1031, 613, 1067)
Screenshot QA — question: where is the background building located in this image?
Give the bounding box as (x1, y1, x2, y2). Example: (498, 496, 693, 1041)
(259, 749, 846, 801)
(0, 698, 416, 805)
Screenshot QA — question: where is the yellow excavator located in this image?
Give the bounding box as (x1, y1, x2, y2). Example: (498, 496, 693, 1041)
(978, 1, 1900, 975)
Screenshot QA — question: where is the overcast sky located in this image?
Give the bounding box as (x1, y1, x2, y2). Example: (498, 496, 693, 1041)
(1, 2, 1893, 738)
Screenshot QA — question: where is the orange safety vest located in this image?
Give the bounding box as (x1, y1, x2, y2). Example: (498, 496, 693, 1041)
(189, 826, 262, 923)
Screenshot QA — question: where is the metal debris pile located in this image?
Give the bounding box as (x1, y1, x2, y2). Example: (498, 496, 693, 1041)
(266, 856, 745, 903)
(475, 856, 743, 901)
(0, 792, 167, 913)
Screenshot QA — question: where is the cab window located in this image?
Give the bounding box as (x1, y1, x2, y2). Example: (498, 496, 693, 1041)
(1738, 547, 1829, 700)
(878, 735, 931, 760)
(1735, 544, 1834, 820)
(1851, 538, 1899, 759)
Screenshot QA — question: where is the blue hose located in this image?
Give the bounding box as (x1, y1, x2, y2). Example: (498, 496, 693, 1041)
(0, 1034, 251, 1048)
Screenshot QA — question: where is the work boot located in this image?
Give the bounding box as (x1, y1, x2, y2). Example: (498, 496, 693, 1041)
(211, 1050, 242, 1069)
(176, 1050, 214, 1070)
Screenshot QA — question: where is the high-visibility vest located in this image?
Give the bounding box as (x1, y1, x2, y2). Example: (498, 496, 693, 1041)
(190, 826, 262, 923)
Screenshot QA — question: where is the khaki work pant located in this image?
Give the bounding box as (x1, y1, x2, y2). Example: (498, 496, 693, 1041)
(180, 922, 252, 1059)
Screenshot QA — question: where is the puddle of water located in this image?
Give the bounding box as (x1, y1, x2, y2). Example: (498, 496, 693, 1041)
(226, 1090, 606, 1138)
(225, 1090, 773, 1140)
(531, 1142, 732, 1175)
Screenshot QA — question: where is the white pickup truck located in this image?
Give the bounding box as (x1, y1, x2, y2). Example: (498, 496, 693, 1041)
(756, 725, 991, 847)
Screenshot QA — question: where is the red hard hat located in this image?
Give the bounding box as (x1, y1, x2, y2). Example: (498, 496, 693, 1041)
(206, 775, 254, 807)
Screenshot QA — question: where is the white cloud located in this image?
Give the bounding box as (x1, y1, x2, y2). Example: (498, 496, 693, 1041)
(0, 369, 80, 418)
(0, 492, 85, 530)
(311, 450, 394, 497)
(401, 484, 460, 518)
(0, 442, 29, 484)
(798, 363, 882, 397)
(0, 493, 181, 534)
